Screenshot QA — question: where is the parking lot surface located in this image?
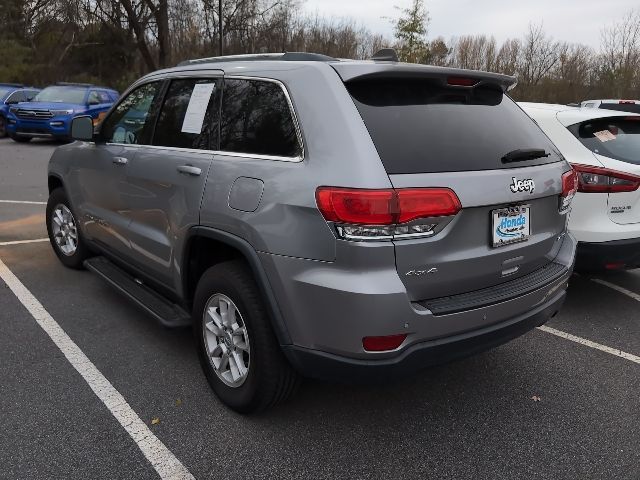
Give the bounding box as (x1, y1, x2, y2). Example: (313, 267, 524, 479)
(1, 138, 639, 479)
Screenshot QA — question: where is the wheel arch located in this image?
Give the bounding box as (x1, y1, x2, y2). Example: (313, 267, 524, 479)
(48, 174, 65, 194)
(183, 226, 292, 345)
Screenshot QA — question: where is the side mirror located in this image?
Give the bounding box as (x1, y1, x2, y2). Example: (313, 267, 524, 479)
(71, 116, 95, 141)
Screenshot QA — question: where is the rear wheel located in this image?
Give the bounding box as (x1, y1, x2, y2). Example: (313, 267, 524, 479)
(193, 261, 300, 413)
(10, 134, 32, 143)
(46, 188, 90, 269)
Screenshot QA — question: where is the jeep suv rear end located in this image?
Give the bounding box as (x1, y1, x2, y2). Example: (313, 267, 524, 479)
(47, 53, 576, 413)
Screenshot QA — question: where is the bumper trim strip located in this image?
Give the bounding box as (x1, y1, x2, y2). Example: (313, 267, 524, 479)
(420, 262, 568, 315)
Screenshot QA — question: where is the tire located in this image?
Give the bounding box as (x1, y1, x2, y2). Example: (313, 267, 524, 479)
(0, 116, 6, 138)
(10, 134, 32, 143)
(193, 260, 300, 413)
(46, 188, 90, 269)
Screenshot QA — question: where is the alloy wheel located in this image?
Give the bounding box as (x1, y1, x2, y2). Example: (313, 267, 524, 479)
(51, 204, 78, 256)
(203, 293, 251, 388)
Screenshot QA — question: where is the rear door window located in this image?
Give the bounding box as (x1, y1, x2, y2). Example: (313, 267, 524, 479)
(152, 78, 220, 150)
(220, 78, 301, 158)
(346, 78, 561, 174)
(567, 117, 640, 165)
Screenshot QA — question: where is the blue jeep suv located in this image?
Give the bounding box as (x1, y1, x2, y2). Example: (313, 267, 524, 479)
(0, 84, 40, 138)
(6, 83, 118, 142)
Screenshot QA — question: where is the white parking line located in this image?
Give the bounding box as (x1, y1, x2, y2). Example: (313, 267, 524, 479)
(0, 238, 49, 246)
(537, 325, 640, 365)
(592, 278, 640, 303)
(0, 200, 46, 205)
(0, 258, 194, 480)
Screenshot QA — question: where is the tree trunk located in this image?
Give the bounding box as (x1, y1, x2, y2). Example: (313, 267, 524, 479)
(120, 0, 157, 71)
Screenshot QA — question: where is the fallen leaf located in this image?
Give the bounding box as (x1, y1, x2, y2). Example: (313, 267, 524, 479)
(175, 399, 182, 406)
(531, 395, 542, 402)
(151, 417, 160, 425)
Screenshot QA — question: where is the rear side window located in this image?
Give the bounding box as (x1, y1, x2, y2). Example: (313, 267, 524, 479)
(568, 117, 640, 165)
(152, 78, 219, 150)
(220, 79, 301, 158)
(346, 78, 561, 174)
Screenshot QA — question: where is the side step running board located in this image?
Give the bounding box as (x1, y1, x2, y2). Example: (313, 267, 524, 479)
(84, 256, 191, 328)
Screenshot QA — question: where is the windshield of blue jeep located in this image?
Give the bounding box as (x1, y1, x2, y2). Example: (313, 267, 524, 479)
(34, 86, 86, 104)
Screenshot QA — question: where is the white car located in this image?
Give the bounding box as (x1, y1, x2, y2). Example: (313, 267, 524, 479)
(580, 99, 640, 115)
(520, 102, 640, 271)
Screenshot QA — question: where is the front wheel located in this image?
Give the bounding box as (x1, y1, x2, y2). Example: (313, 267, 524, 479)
(0, 116, 7, 138)
(46, 188, 90, 269)
(193, 261, 300, 413)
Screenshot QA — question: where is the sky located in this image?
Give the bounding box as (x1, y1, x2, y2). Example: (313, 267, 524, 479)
(302, 0, 638, 50)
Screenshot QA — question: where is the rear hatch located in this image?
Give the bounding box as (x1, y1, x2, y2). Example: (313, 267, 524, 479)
(562, 114, 640, 225)
(333, 63, 570, 301)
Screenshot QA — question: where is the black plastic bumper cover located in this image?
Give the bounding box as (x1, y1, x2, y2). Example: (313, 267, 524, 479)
(283, 289, 566, 382)
(576, 237, 640, 270)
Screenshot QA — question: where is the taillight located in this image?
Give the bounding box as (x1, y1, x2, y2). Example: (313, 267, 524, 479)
(559, 169, 578, 213)
(396, 188, 462, 222)
(316, 187, 461, 241)
(447, 76, 479, 87)
(315, 188, 394, 225)
(573, 164, 640, 193)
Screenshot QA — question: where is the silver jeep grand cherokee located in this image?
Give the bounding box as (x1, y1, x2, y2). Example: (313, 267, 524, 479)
(46, 51, 577, 413)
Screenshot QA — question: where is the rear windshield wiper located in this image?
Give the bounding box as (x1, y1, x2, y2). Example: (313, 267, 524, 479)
(501, 148, 550, 163)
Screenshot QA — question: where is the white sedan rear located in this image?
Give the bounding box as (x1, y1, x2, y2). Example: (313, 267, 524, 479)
(520, 102, 640, 271)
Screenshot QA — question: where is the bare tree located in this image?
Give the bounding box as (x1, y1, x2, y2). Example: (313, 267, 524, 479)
(600, 9, 640, 96)
(519, 22, 562, 87)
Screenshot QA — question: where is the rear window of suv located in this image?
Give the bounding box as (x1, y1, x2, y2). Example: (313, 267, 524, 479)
(568, 117, 640, 165)
(346, 78, 560, 174)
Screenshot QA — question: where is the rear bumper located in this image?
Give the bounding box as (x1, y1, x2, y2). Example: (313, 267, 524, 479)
(576, 237, 640, 270)
(283, 289, 565, 382)
(261, 233, 576, 380)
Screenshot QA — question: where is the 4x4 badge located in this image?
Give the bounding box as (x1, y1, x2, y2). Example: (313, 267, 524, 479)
(509, 177, 535, 194)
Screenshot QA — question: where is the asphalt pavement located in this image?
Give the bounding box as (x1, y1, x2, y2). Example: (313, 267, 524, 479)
(0, 137, 638, 480)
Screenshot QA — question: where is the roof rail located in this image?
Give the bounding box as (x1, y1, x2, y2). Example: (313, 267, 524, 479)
(177, 51, 337, 66)
(371, 48, 399, 62)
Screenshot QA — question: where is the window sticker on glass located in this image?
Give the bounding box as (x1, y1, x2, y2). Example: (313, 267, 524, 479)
(593, 130, 616, 142)
(181, 83, 216, 134)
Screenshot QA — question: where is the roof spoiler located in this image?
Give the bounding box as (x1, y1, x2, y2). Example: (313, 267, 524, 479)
(332, 63, 517, 93)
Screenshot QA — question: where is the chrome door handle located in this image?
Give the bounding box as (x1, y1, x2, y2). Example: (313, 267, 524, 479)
(112, 156, 128, 165)
(177, 165, 201, 176)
